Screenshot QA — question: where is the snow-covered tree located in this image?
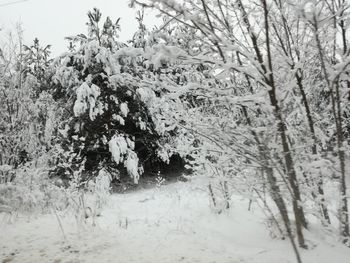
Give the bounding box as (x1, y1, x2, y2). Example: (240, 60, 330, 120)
(51, 8, 191, 184)
(0, 28, 56, 175)
(133, 0, 350, 259)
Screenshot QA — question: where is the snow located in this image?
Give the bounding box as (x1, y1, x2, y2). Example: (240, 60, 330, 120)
(136, 87, 156, 103)
(109, 135, 140, 182)
(146, 44, 186, 69)
(108, 135, 128, 164)
(114, 47, 143, 58)
(119, 102, 129, 117)
(58, 124, 69, 138)
(73, 82, 102, 121)
(0, 165, 13, 172)
(125, 150, 140, 184)
(113, 114, 125, 126)
(126, 137, 135, 150)
(73, 83, 89, 117)
(1, 179, 349, 263)
(303, 2, 315, 15)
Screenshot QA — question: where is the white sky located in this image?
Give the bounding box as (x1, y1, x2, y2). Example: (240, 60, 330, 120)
(0, 0, 160, 56)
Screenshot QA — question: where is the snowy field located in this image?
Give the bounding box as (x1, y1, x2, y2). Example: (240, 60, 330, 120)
(1, 179, 349, 263)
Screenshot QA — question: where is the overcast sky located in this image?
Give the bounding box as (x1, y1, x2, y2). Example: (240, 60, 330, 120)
(0, 0, 160, 56)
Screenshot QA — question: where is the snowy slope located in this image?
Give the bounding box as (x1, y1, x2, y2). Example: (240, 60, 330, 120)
(1, 180, 349, 263)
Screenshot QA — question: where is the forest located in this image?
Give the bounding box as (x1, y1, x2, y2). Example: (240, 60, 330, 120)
(0, 1, 350, 262)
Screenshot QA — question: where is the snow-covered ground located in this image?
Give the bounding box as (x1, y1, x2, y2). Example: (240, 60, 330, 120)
(1, 179, 350, 263)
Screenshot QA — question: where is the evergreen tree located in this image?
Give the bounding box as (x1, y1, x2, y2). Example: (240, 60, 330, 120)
(51, 8, 189, 184)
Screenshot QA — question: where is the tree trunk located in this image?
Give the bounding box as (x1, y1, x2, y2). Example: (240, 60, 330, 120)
(261, 0, 307, 248)
(296, 72, 330, 225)
(265, 166, 303, 263)
(334, 82, 350, 242)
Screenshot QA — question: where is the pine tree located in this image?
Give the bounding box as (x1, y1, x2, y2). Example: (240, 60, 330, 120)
(51, 8, 188, 184)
